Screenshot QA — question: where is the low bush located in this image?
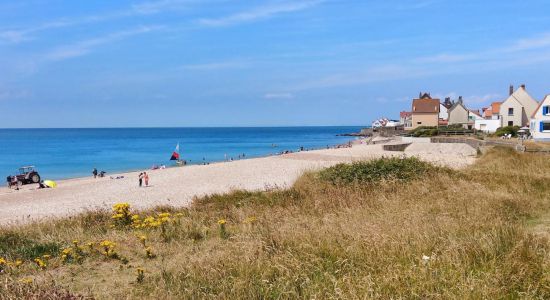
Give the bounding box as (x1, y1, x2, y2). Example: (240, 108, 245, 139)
(318, 156, 435, 184)
(494, 125, 520, 137)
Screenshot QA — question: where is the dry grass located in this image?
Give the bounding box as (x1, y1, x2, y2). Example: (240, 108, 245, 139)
(1, 147, 550, 299)
(524, 140, 550, 151)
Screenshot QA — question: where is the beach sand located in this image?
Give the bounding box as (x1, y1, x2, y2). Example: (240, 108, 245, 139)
(0, 142, 477, 226)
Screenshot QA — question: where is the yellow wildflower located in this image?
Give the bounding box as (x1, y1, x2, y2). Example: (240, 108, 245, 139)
(100, 240, 115, 249)
(34, 258, 46, 269)
(19, 277, 33, 284)
(14, 260, 23, 267)
(42, 254, 51, 260)
(0, 257, 6, 265)
(218, 219, 226, 225)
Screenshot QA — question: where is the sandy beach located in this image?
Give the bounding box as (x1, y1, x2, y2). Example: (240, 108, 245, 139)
(0, 142, 477, 226)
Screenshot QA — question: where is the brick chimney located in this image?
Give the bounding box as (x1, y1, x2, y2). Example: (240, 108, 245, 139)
(520, 84, 526, 90)
(509, 85, 514, 95)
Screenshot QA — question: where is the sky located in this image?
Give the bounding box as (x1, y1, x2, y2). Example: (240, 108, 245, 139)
(1, 0, 550, 128)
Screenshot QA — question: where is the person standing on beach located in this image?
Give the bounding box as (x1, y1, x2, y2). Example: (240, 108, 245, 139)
(92, 168, 98, 178)
(144, 172, 149, 186)
(138, 172, 143, 187)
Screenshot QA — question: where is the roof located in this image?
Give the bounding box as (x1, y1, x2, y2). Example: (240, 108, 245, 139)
(502, 86, 538, 108)
(491, 102, 502, 114)
(484, 107, 493, 118)
(448, 100, 468, 113)
(531, 95, 549, 118)
(400, 111, 412, 118)
(469, 109, 482, 117)
(412, 98, 440, 113)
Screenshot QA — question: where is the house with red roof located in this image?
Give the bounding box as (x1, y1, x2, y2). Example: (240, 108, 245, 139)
(410, 93, 440, 129)
(400, 111, 412, 129)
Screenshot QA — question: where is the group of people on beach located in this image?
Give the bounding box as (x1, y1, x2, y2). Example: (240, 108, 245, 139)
(138, 172, 149, 187)
(92, 167, 150, 187)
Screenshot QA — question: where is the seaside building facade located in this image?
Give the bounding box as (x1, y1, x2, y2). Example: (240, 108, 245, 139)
(447, 98, 471, 128)
(530, 95, 550, 141)
(476, 101, 502, 133)
(410, 93, 440, 129)
(439, 97, 453, 121)
(400, 111, 412, 129)
(482, 102, 502, 120)
(500, 85, 539, 127)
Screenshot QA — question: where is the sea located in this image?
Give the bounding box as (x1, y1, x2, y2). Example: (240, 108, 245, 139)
(0, 127, 362, 180)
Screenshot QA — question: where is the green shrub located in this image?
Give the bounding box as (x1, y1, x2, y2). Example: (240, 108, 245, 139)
(318, 157, 435, 184)
(494, 126, 520, 137)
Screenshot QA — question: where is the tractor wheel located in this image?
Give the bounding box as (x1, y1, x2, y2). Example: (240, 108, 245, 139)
(31, 173, 40, 183)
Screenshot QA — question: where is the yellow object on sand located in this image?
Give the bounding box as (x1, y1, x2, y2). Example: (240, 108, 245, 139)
(43, 180, 57, 188)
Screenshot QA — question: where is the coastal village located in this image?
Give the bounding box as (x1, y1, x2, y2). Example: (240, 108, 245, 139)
(371, 84, 550, 141)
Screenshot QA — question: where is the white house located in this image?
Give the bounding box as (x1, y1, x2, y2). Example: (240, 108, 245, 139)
(468, 110, 484, 122)
(439, 103, 449, 120)
(475, 119, 501, 133)
(530, 95, 550, 141)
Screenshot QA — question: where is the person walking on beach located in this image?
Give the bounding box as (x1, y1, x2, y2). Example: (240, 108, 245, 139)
(143, 172, 149, 187)
(11, 175, 19, 190)
(138, 172, 143, 187)
(92, 168, 98, 178)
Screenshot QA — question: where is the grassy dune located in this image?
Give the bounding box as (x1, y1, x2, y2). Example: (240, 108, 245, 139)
(1, 148, 550, 299)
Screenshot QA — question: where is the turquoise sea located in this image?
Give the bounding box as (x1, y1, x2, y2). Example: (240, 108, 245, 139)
(0, 127, 362, 180)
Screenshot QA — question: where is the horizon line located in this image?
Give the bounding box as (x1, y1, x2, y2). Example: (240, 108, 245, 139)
(0, 125, 366, 130)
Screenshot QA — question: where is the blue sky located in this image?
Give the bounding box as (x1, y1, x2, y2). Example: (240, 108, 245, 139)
(1, 0, 550, 128)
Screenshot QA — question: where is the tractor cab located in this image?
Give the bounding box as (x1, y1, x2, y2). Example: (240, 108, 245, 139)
(18, 166, 36, 175)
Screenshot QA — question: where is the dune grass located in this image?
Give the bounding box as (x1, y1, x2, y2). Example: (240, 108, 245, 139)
(1, 148, 550, 299)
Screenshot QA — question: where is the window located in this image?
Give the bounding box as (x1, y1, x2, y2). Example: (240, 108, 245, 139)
(543, 106, 550, 116)
(417, 122, 422, 125)
(508, 121, 513, 126)
(541, 122, 550, 132)
(508, 108, 514, 116)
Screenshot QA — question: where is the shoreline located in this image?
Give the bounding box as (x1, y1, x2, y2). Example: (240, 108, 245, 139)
(6, 136, 360, 182)
(0, 140, 477, 226)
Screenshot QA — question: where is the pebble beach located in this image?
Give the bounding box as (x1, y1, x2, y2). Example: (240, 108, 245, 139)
(0, 141, 477, 225)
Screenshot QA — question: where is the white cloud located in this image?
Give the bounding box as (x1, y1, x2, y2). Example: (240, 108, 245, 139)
(264, 93, 294, 99)
(415, 53, 479, 63)
(0, 0, 194, 44)
(465, 93, 502, 105)
(396, 0, 440, 10)
(198, 1, 323, 27)
(506, 32, 550, 52)
(181, 61, 247, 71)
(44, 26, 164, 61)
(131, 0, 195, 14)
